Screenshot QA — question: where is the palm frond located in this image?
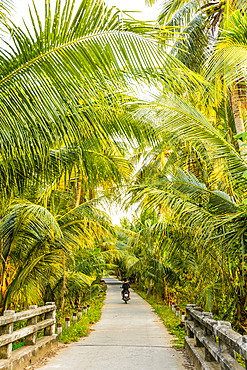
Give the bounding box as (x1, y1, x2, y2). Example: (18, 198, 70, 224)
(0, 0, 206, 192)
(159, 0, 200, 27)
(158, 0, 201, 25)
(134, 96, 247, 183)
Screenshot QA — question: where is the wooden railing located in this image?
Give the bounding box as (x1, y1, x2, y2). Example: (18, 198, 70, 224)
(0, 302, 56, 359)
(185, 304, 247, 370)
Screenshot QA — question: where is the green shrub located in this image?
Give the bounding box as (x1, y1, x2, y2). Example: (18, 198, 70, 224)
(58, 295, 105, 343)
(59, 318, 89, 343)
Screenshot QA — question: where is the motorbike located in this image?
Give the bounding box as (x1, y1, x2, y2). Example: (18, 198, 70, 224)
(122, 289, 130, 304)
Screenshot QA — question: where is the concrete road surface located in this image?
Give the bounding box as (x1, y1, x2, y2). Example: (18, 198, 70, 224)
(42, 277, 186, 370)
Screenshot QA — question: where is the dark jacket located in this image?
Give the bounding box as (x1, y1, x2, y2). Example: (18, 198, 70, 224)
(122, 282, 130, 291)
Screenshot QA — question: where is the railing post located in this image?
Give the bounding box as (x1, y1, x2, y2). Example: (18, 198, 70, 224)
(186, 324, 194, 338)
(242, 336, 247, 370)
(73, 312, 77, 324)
(193, 307, 204, 347)
(205, 347, 215, 362)
(201, 312, 214, 337)
(171, 302, 176, 313)
(44, 302, 56, 336)
(201, 312, 216, 362)
(194, 320, 203, 348)
(65, 317, 70, 330)
(181, 311, 186, 325)
(217, 321, 236, 359)
(25, 305, 38, 345)
(0, 310, 15, 359)
(186, 304, 196, 320)
(185, 305, 195, 339)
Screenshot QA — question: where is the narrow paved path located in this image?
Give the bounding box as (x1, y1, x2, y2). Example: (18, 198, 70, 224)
(42, 277, 186, 369)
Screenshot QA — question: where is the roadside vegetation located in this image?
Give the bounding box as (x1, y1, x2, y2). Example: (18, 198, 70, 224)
(133, 287, 185, 348)
(0, 0, 247, 340)
(12, 284, 107, 350)
(58, 292, 106, 344)
(134, 286, 246, 367)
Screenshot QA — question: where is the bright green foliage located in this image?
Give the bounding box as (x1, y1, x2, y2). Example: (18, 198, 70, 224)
(0, 0, 204, 194)
(108, 2, 247, 334)
(58, 294, 105, 343)
(0, 191, 116, 310)
(2, 0, 247, 338)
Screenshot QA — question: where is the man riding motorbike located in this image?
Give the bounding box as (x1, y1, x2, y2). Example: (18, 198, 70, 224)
(121, 278, 130, 299)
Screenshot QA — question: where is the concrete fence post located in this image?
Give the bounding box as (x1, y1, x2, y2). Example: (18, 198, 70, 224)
(176, 307, 180, 319)
(0, 310, 15, 359)
(171, 302, 176, 313)
(205, 347, 215, 362)
(185, 306, 195, 339)
(217, 322, 236, 359)
(57, 323, 62, 337)
(83, 306, 87, 314)
(44, 302, 56, 336)
(181, 311, 186, 324)
(203, 312, 215, 362)
(194, 315, 203, 348)
(185, 304, 196, 321)
(202, 314, 217, 362)
(87, 305, 90, 311)
(65, 317, 70, 330)
(186, 323, 194, 339)
(73, 312, 77, 324)
(195, 334, 203, 348)
(242, 336, 247, 369)
(25, 305, 38, 345)
(201, 312, 213, 336)
(202, 315, 217, 362)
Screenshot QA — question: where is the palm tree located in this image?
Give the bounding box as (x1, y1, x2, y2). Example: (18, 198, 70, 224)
(146, 1, 247, 152)
(119, 5, 247, 321)
(121, 70, 247, 328)
(207, 10, 247, 151)
(0, 0, 204, 195)
(3, 0, 247, 324)
(0, 199, 116, 310)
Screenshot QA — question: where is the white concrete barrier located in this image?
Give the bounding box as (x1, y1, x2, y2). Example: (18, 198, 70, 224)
(0, 302, 57, 370)
(185, 304, 246, 369)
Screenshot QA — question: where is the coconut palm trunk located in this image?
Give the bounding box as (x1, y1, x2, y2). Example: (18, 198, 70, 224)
(74, 181, 82, 208)
(231, 84, 246, 155)
(146, 278, 152, 299)
(61, 255, 66, 315)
